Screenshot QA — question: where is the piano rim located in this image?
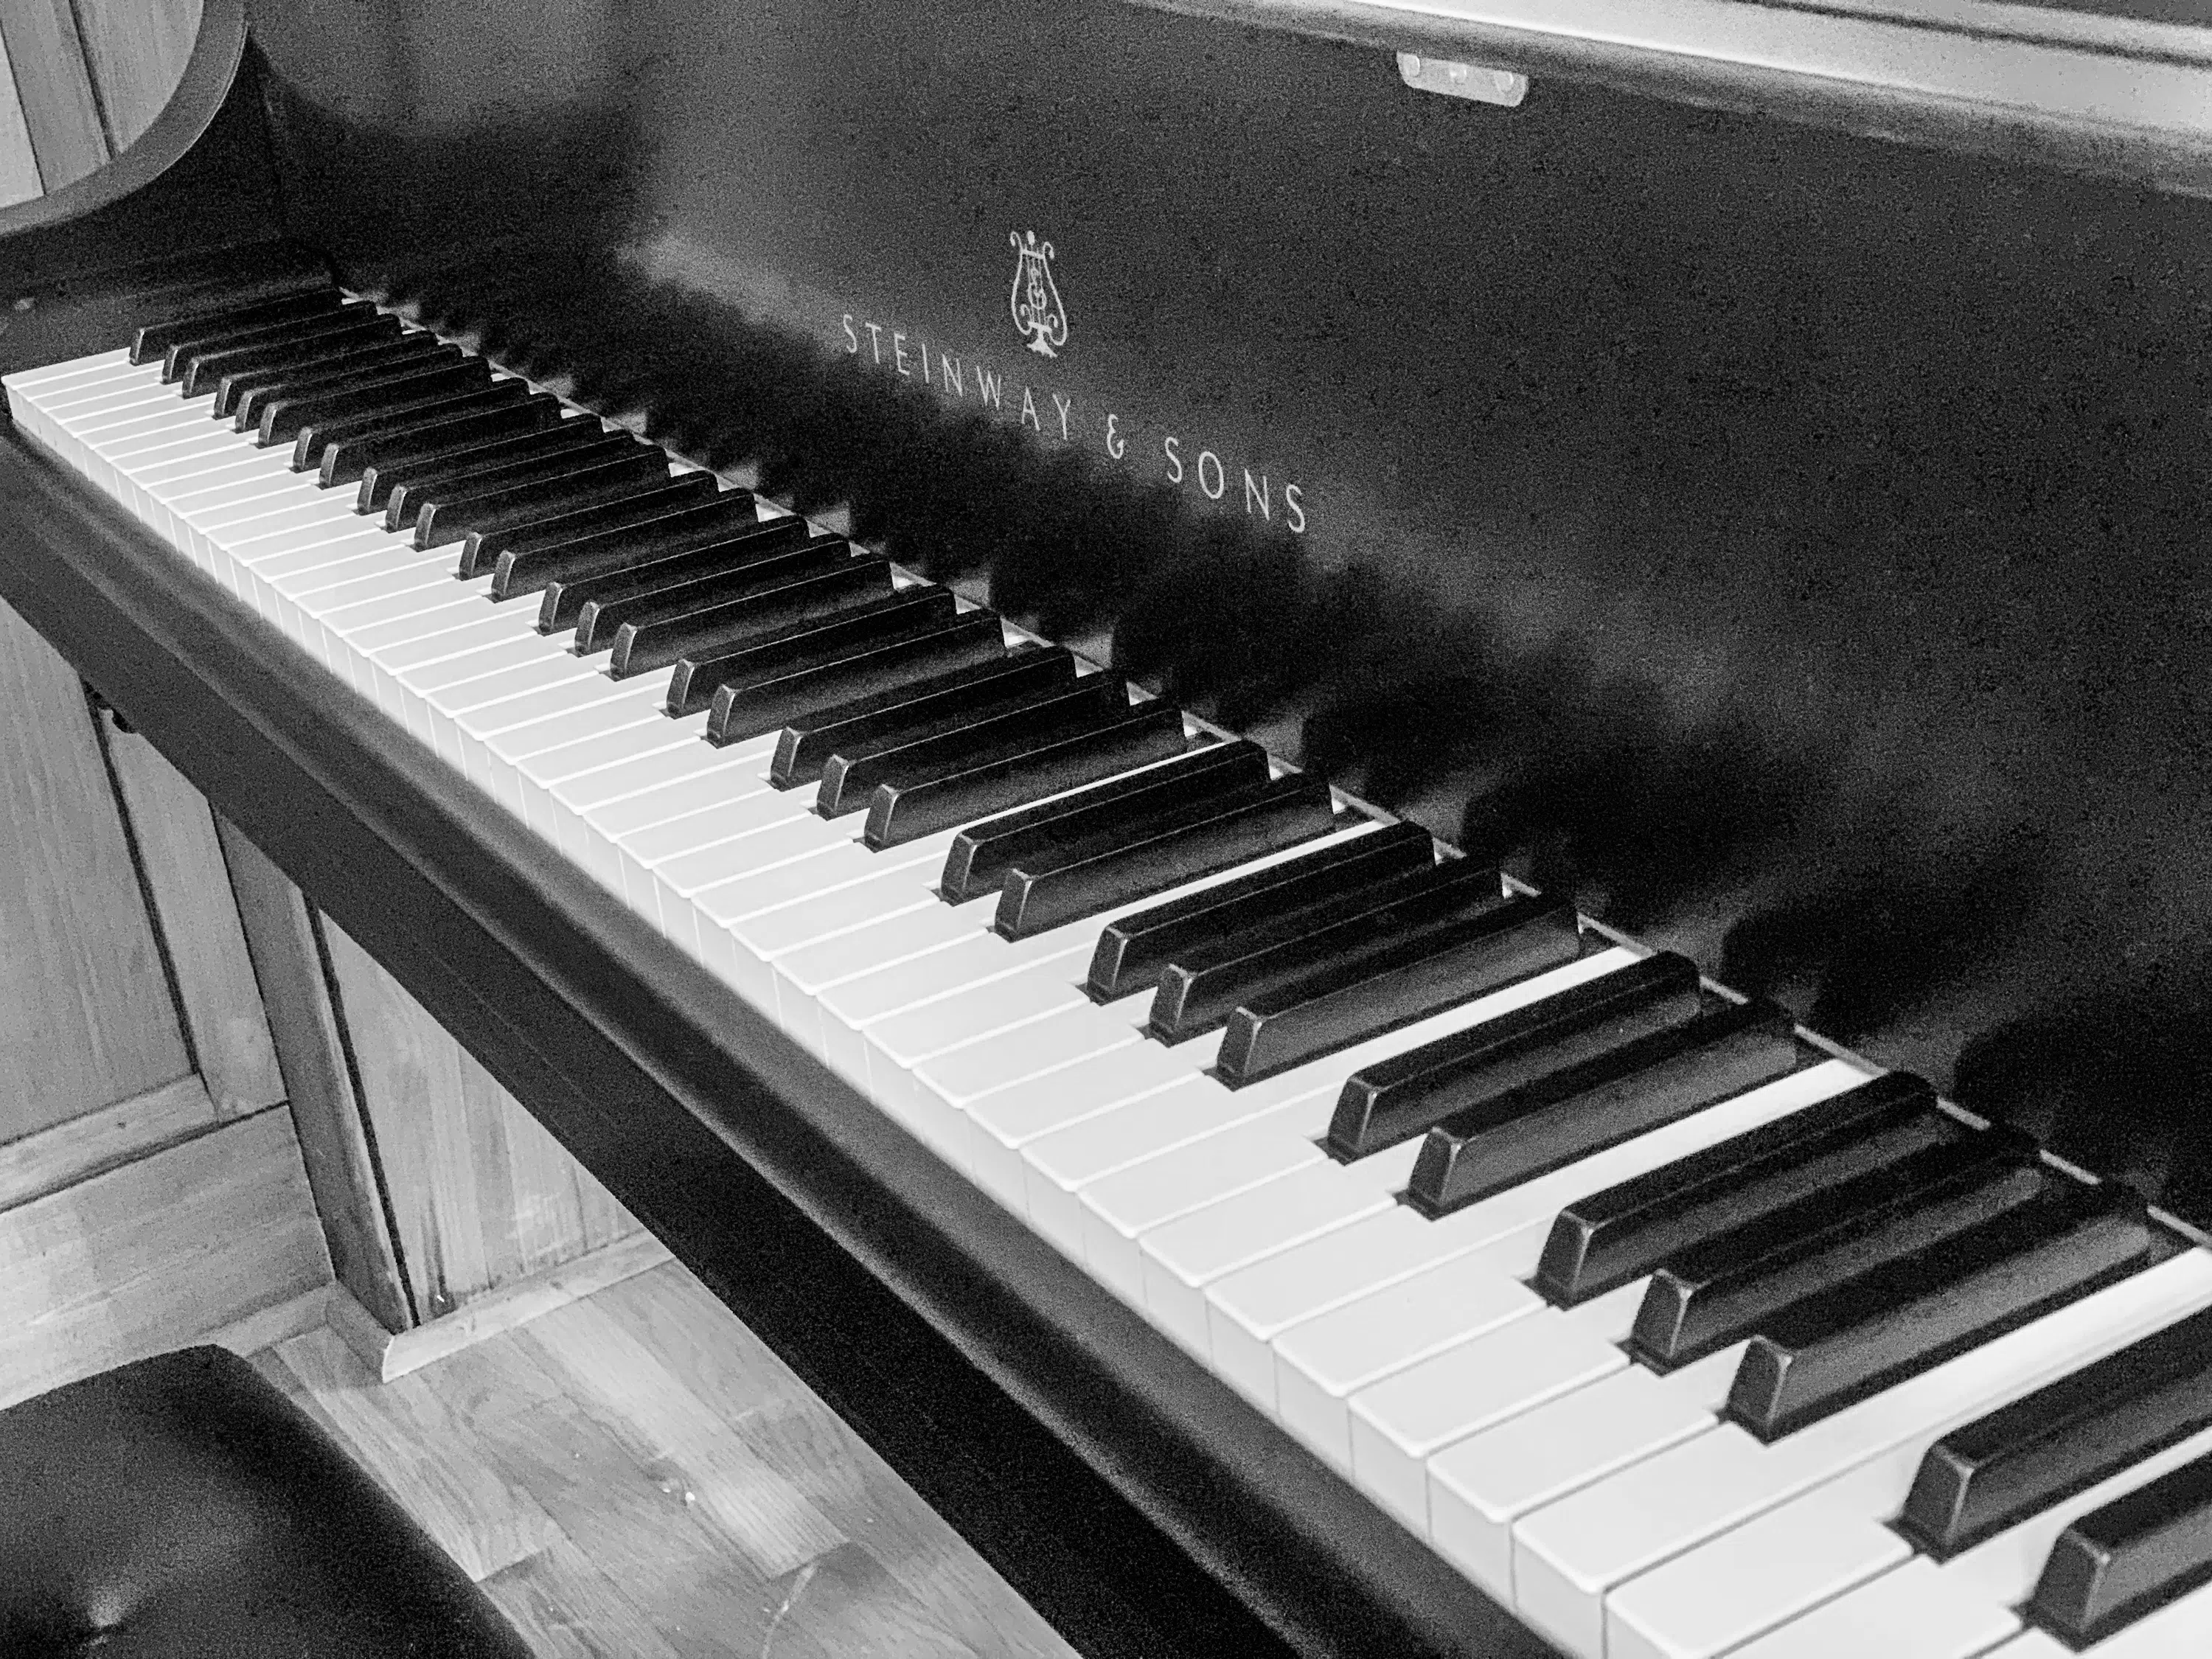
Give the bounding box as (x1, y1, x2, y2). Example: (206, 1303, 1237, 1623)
(0, 408, 1562, 1658)
(0, 0, 247, 241)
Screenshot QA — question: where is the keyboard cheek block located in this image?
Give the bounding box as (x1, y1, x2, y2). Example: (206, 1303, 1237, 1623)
(1215, 896, 1583, 1085)
(1408, 997, 1804, 1216)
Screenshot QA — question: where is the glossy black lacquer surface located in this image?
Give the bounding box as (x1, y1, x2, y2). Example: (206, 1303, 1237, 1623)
(244, 0, 2212, 1215)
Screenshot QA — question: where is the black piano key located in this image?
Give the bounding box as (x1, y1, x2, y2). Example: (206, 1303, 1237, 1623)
(291, 383, 546, 476)
(815, 678, 1125, 818)
(1410, 999, 1806, 1218)
(610, 554, 897, 679)
(1630, 1132, 2047, 1372)
(132, 289, 342, 367)
(226, 341, 454, 430)
(1149, 858, 1508, 1044)
(156, 297, 375, 379)
(490, 492, 770, 601)
(227, 343, 450, 431)
(1086, 821, 1435, 1002)
(670, 588, 964, 718)
(326, 397, 569, 493)
(554, 527, 828, 641)
(1902, 1306, 2212, 1562)
(945, 740, 1270, 906)
(768, 647, 1077, 787)
(698, 608, 1003, 740)
(252, 356, 493, 442)
(397, 433, 647, 535)
(572, 538, 846, 650)
(212, 335, 459, 420)
(254, 369, 489, 458)
(453, 475, 717, 574)
(2031, 1445, 2212, 1647)
(995, 771, 1343, 942)
(285, 374, 517, 470)
(1729, 1183, 2154, 1440)
(180, 313, 406, 398)
(1216, 894, 1583, 1085)
(438, 466, 704, 564)
(254, 358, 490, 447)
(1534, 1071, 1944, 1307)
(1327, 952, 1705, 1161)
(866, 700, 1192, 851)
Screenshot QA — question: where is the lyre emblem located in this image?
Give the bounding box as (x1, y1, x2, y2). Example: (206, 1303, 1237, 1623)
(1008, 230, 1068, 358)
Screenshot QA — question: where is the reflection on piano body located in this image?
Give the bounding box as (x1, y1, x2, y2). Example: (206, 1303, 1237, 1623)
(1, 0, 2209, 1654)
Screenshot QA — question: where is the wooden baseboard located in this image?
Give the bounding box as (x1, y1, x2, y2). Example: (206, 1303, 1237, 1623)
(0, 1104, 332, 1410)
(203, 1282, 338, 1356)
(329, 1228, 672, 1383)
(0, 1073, 218, 1213)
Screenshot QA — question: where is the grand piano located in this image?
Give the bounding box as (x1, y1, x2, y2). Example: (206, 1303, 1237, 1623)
(2, 1, 2210, 1654)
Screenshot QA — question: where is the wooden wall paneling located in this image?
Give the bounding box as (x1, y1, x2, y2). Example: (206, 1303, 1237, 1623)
(100, 721, 284, 1117)
(0, 24, 41, 205)
(0, 0, 107, 191)
(214, 817, 415, 1334)
(0, 1069, 212, 1211)
(0, 596, 190, 1141)
(66, 0, 198, 150)
(319, 920, 642, 1322)
(0, 1103, 330, 1409)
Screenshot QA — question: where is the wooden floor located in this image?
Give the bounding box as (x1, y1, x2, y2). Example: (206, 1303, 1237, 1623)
(249, 1261, 1079, 1659)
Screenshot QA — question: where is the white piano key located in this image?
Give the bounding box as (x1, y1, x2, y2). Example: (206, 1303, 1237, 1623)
(1085, 1124, 1326, 1298)
(866, 948, 1096, 1068)
(928, 945, 1639, 1193)
(647, 812, 838, 933)
(615, 780, 816, 881)
(21, 364, 158, 411)
(1200, 1064, 1863, 1412)
(790, 799, 1342, 1043)
(1726, 1557, 2015, 1659)
(1049, 947, 1637, 1281)
(1427, 1348, 1743, 1599)
(1032, 947, 1630, 1192)
(905, 1002, 1156, 1159)
(1508, 1250, 2212, 1659)
(1605, 1458, 1912, 1659)
(1139, 1148, 1422, 1350)
(354, 605, 515, 669)
(4, 345, 136, 391)
(57, 392, 195, 435)
(971, 1040, 1195, 1209)
(841, 822, 1383, 1168)
(721, 849, 954, 966)
(76, 389, 224, 434)
(1333, 1282, 1648, 1518)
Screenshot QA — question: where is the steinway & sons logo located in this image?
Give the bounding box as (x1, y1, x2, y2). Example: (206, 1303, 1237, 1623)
(1009, 231, 1068, 358)
(836, 229, 1308, 534)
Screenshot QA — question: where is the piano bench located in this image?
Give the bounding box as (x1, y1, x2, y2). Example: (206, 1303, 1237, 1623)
(0, 1345, 535, 1658)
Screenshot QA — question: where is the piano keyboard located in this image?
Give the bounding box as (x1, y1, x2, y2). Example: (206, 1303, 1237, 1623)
(15, 291, 2212, 1659)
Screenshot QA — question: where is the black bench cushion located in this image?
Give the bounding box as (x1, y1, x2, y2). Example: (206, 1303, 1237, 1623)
(0, 1344, 535, 1658)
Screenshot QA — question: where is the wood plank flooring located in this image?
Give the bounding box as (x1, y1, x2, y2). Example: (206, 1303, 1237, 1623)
(252, 1259, 1081, 1659)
